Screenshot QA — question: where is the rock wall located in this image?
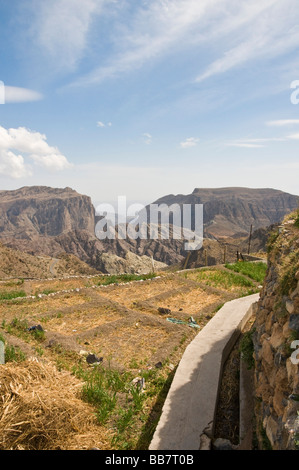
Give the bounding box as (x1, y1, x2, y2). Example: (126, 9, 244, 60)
(253, 212, 299, 450)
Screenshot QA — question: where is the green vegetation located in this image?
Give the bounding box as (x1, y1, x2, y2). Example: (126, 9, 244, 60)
(213, 303, 225, 313)
(0, 333, 26, 363)
(294, 208, 299, 228)
(279, 250, 299, 295)
(188, 268, 255, 289)
(4, 344, 27, 362)
(98, 272, 156, 286)
(266, 228, 280, 253)
(0, 290, 27, 301)
(36, 288, 57, 296)
(3, 317, 45, 342)
(74, 362, 171, 450)
(225, 261, 267, 283)
(259, 423, 273, 450)
(0, 262, 267, 449)
(239, 328, 256, 370)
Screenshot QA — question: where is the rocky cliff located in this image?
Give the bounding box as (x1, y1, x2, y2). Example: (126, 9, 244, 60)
(0, 186, 298, 272)
(0, 186, 167, 274)
(0, 186, 95, 238)
(153, 187, 299, 239)
(252, 210, 299, 450)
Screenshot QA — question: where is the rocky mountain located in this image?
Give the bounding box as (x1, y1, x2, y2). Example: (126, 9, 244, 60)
(0, 186, 95, 239)
(0, 186, 168, 274)
(0, 186, 298, 272)
(153, 187, 299, 239)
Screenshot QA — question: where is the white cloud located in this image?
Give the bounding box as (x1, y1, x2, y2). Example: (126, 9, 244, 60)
(30, 153, 72, 171)
(264, 120, 299, 140)
(143, 133, 152, 145)
(97, 121, 112, 128)
(69, 0, 224, 87)
(226, 137, 286, 148)
(287, 133, 299, 140)
(0, 150, 31, 178)
(267, 120, 299, 126)
(228, 143, 266, 149)
(0, 126, 72, 178)
(30, 0, 105, 71)
(4, 86, 43, 103)
(195, 0, 299, 83)
(67, 0, 299, 89)
(180, 137, 199, 148)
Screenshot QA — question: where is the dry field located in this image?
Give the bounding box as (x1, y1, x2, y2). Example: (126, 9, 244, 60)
(0, 266, 263, 450)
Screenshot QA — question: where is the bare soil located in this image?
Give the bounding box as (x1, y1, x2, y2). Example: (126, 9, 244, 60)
(0, 267, 262, 450)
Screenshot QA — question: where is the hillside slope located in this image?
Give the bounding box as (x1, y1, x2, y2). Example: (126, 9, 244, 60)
(0, 243, 97, 278)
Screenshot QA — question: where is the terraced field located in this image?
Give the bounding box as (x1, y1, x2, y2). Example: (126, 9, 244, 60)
(0, 263, 266, 450)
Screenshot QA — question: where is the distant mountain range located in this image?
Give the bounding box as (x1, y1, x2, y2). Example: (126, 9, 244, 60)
(0, 185, 298, 270)
(153, 187, 299, 238)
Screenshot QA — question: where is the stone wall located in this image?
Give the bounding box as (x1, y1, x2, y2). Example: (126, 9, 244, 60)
(253, 213, 299, 450)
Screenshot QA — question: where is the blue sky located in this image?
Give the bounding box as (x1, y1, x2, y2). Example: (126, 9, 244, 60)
(0, 0, 299, 207)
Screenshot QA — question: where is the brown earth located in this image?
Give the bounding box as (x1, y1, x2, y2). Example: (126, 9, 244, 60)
(0, 265, 263, 450)
(0, 243, 98, 279)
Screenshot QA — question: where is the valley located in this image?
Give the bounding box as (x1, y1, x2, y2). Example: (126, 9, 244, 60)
(0, 184, 297, 451)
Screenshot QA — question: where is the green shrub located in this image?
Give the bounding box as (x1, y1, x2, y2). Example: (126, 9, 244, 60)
(0, 290, 27, 300)
(239, 328, 256, 370)
(5, 344, 26, 363)
(98, 272, 156, 286)
(267, 229, 280, 253)
(280, 262, 298, 296)
(294, 209, 299, 228)
(194, 269, 254, 289)
(225, 261, 267, 283)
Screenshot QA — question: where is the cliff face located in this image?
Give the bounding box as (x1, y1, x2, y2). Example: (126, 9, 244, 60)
(253, 211, 299, 450)
(1, 186, 298, 272)
(0, 186, 95, 238)
(0, 186, 168, 274)
(154, 187, 299, 238)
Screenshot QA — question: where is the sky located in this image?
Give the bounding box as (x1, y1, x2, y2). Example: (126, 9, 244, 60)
(0, 0, 299, 209)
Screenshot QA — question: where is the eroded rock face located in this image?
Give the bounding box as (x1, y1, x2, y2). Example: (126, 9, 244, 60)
(0, 186, 95, 238)
(0, 186, 298, 272)
(154, 187, 299, 239)
(253, 214, 299, 450)
(0, 187, 169, 273)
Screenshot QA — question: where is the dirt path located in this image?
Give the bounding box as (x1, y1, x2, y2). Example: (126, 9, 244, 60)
(49, 258, 59, 276)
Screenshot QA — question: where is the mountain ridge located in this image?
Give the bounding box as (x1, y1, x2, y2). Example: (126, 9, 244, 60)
(153, 186, 299, 238)
(0, 185, 298, 270)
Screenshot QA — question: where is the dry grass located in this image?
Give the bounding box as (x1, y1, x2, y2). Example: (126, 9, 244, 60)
(158, 287, 221, 315)
(97, 277, 181, 308)
(43, 304, 124, 336)
(0, 265, 263, 450)
(0, 359, 112, 450)
(85, 324, 173, 369)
